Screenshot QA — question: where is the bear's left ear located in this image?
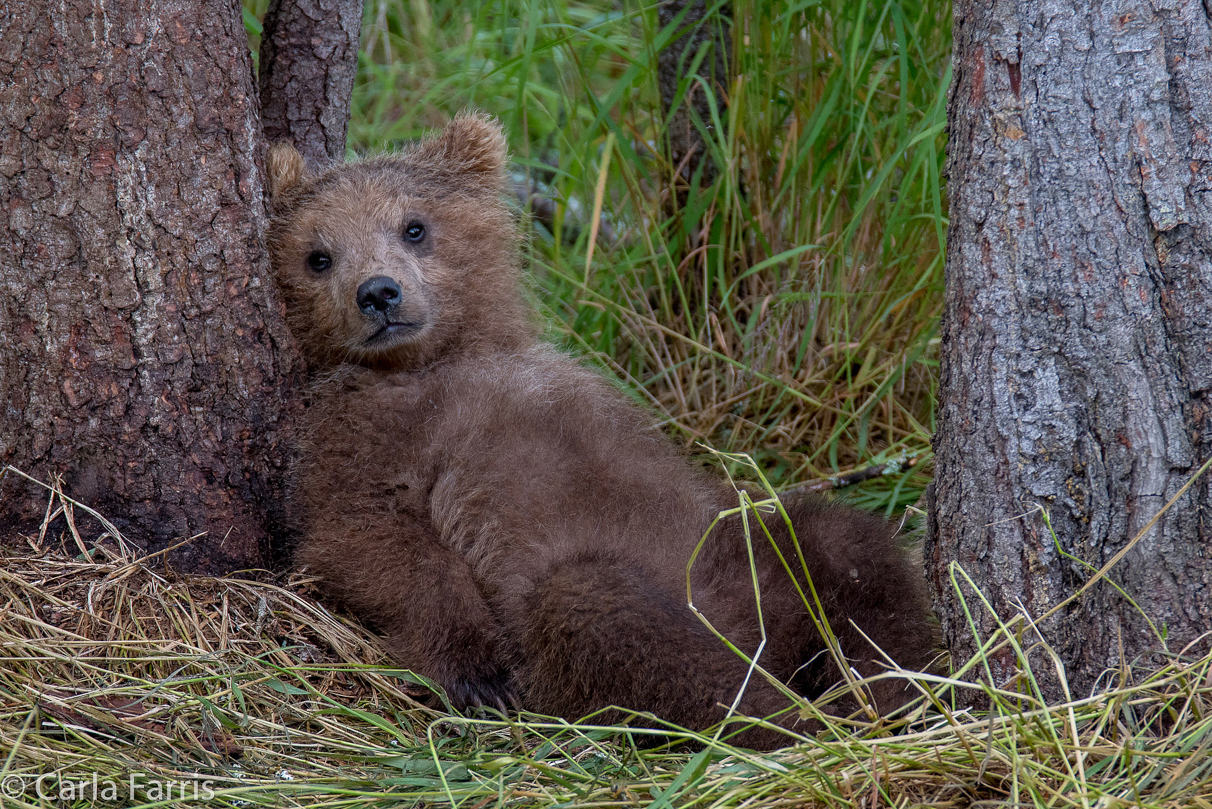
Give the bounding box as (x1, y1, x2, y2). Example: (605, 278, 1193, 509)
(266, 142, 309, 202)
(417, 111, 508, 184)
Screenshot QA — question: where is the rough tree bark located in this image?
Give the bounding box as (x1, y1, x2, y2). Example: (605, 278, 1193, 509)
(658, 0, 731, 189)
(259, 0, 363, 167)
(0, 0, 304, 573)
(928, 0, 1212, 699)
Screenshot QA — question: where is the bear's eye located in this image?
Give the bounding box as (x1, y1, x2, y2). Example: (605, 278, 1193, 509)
(403, 222, 425, 243)
(306, 251, 333, 272)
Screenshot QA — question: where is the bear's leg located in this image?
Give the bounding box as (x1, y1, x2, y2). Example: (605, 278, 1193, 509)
(503, 552, 810, 750)
(772, 495, 936, 718)
(301, 524, 514, 711)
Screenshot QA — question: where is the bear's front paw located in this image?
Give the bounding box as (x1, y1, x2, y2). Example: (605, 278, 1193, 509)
(442, 666, 518, 714)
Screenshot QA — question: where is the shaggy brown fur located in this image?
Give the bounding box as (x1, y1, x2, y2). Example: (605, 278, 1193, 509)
(266, 113, 935, 750)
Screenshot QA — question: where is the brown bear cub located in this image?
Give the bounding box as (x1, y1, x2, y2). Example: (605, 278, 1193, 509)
(266, 113, 934, 750)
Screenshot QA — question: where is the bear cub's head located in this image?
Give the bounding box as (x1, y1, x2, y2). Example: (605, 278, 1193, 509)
(266, 112, 531, 372)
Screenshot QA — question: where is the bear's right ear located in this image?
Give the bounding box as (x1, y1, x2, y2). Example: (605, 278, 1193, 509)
(266, 143, 309, 201)
(416, 111, 508, 185)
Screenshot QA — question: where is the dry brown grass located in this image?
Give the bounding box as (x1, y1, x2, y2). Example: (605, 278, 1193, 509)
(3, 469, 1212, 808)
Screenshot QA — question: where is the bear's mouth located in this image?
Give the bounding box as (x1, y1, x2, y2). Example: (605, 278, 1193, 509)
(365, 322, 423, 346)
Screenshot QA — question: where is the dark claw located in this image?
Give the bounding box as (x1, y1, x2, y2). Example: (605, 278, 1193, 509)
(444, 668, 518, 715)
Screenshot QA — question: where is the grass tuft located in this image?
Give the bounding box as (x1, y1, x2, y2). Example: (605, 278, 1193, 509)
(2, 473, 1211, 806)
(2, 470, 1212, 805)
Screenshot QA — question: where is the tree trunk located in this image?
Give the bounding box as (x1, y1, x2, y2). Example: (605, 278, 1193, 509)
(657, 0, 731, 189)
(928, 0, 1212, 699)
(258, 0, 363, 167)
(0, 0, 303, 573)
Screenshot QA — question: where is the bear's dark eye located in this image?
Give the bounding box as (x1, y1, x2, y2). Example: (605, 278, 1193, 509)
(403, 222, 425, 243)
(306, 251, 332, 272)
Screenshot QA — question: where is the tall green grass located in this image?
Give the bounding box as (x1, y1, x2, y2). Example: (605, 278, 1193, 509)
(345, 0, 950, 513)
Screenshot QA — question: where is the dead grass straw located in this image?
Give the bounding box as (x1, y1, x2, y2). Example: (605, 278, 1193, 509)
(2, 469, 1210, 807)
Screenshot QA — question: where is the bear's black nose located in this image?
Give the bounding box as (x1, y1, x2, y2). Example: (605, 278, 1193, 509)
(357, 276, 402, 315)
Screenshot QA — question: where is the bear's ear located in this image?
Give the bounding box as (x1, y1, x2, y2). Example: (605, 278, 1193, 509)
(266, 142, 309, 201)
(417, 111, 508, 183)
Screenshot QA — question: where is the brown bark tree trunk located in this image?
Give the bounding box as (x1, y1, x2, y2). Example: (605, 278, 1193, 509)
(928, 0, 1212, 699)
(657, 0, 731, 189)
(258, 0, 363, 167)
(0, 0, 304, 573)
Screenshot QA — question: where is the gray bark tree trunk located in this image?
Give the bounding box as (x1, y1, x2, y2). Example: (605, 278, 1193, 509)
(0, 0, 304, 573)
(258, 0, 363, 166)
(928, 0, 1212, 699)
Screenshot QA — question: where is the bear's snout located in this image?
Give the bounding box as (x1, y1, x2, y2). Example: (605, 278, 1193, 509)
(357, 276, 403, 316)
